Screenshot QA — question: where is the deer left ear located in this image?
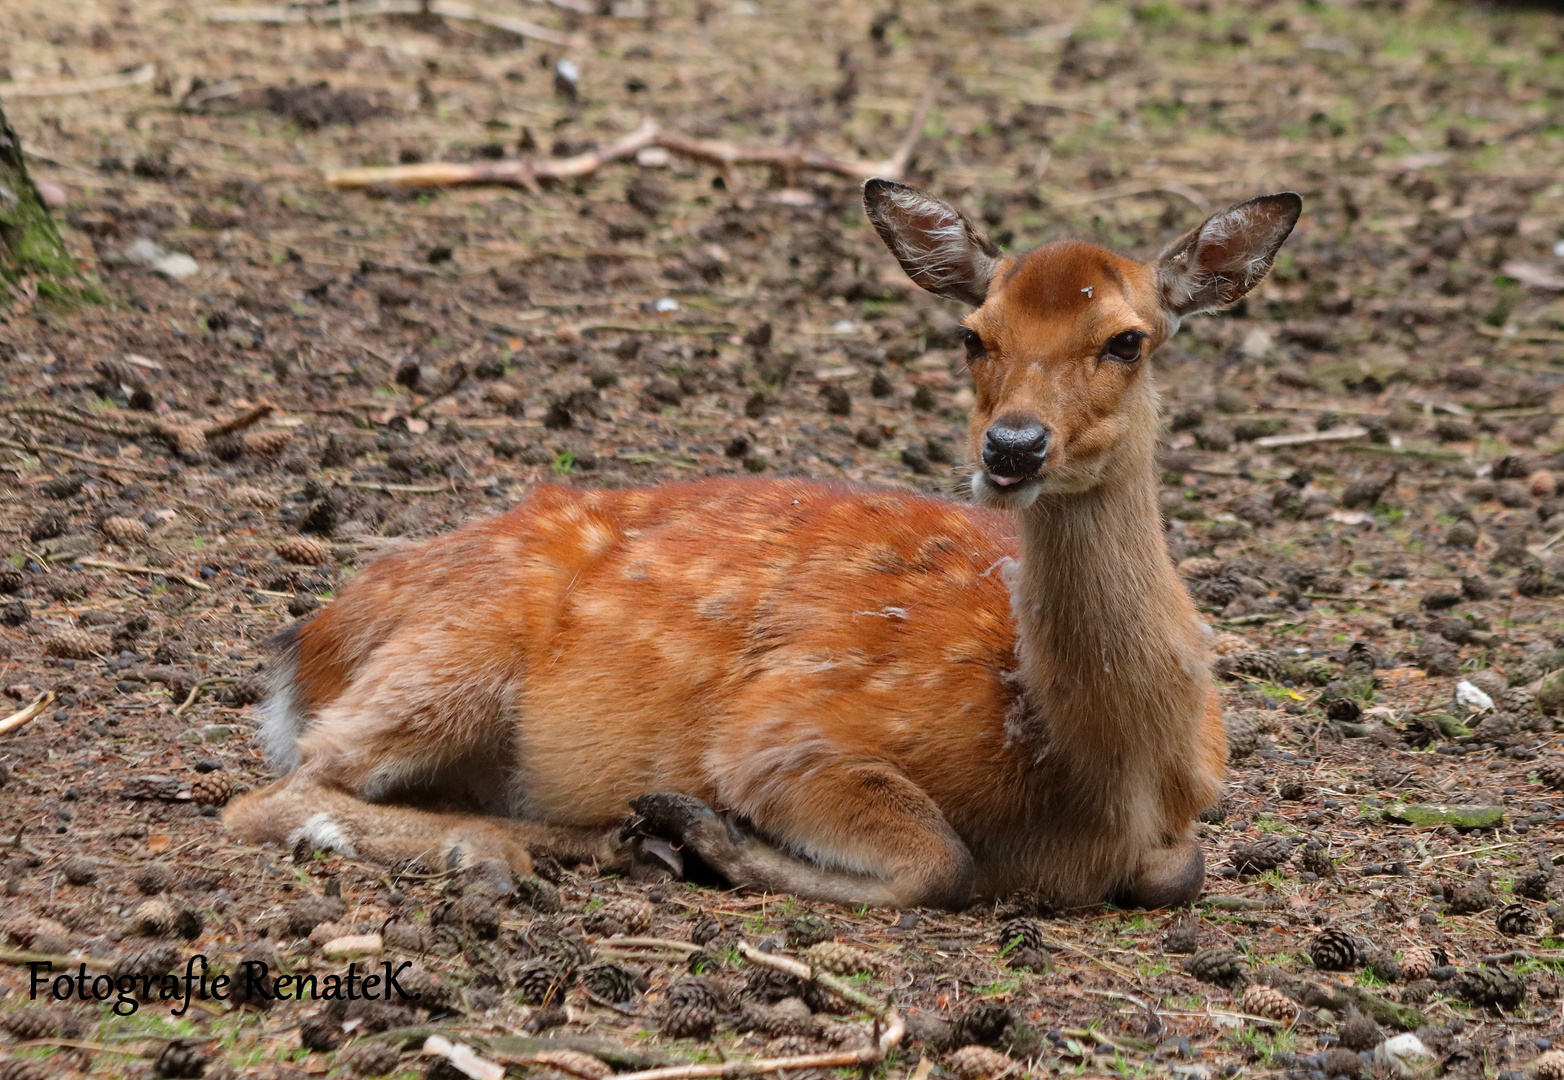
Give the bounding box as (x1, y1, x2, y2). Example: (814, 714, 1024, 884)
(1157, 192, 1302, 317)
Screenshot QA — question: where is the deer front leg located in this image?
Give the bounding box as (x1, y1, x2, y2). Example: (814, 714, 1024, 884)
(628, 756, 975, 909)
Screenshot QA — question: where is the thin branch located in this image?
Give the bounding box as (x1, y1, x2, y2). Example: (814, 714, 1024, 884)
(78, 559, 212, 592)
(0, 436, 171, 477)
(174, 677, 239, 716)
(325, 92, 934, 192)
(1252, 425, 1370, 449)
(201, 0, 578, 46)
(0, 948, 113, 971)
(2, 63, 156, 99)
(0, 691, 55, 738)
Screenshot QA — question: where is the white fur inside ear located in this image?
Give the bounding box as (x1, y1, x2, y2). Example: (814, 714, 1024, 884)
(867, 183, 997, 305)
(1159, 197, 1296, 316)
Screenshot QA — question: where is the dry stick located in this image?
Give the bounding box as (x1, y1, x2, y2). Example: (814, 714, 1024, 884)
(201, 0, 577, 46)
(173, 677, 238, 716)
(0, 948, 113, 971)
(0, 436, 171, 478)
(2, 63, 156, 99)
(326, 90, 935, 191)
(203, 403, 275, 439)
(0, 691, 55, 737)
(78, 559, 212, 592)
(1252, 425, 1370, 449)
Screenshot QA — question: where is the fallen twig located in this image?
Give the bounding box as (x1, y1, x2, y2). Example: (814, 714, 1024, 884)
(1253, 425, 1370, 449)
(173, 677, 239, 716)
(203, 403, 275, 439)
(0, 436, 171, 477)
(7, 401, 274, 457)
(0, 948, 112, 971)
(596, 936, 704, 955)
(201, 0, 577, 46)
(326, 90, 934, 191)
(1, 63, 156, 99)
(78, 559, 211, 592)
(335, 480, 458, 494)
(0, 691, 55, 737)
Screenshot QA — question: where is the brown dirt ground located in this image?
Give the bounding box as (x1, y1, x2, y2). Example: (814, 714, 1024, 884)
(3, 0, 1564, 1077)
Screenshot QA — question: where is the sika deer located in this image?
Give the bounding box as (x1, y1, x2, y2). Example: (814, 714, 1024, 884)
(226, 181, 1300, 909)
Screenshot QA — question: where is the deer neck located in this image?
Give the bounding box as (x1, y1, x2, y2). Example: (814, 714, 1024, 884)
(1004, 430, 1210, 769)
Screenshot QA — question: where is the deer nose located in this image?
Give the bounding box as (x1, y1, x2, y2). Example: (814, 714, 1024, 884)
(982, 418, 1050, 481)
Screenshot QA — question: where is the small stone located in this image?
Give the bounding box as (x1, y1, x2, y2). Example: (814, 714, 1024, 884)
(321, 933, 383, 959)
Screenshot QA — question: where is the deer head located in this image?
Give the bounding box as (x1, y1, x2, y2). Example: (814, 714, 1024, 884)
(864, 180, 1301, 507)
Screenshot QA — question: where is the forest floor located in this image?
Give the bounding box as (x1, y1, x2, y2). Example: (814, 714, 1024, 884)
(2, 0, 1564, 1076)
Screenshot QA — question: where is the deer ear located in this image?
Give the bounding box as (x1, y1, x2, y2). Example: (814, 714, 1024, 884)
(1157, 193, 1302, 317)
(863, 179, 1000, 307)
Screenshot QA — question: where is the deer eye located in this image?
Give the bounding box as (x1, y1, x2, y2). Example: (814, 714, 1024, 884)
(956, 326, 987, 363)
(1104, 330, 1145, 363)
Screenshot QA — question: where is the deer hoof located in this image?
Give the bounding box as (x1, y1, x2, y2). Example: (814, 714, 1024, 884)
(625, 792, 743, 867)
(1113, 839, 1205, 909)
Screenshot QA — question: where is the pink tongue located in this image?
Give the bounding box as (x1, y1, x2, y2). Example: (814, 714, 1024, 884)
(988, 473, 1022, 487)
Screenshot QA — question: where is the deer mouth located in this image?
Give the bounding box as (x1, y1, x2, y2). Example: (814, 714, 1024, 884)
(971, 470, 1045, 508)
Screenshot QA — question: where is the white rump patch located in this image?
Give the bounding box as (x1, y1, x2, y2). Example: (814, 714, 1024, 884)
(289, 813, 357, 857)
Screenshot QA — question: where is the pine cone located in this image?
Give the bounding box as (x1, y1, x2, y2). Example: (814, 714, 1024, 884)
(515, 957, 577, 1006)
(3, 915, 71, 948)
(190, 771, 234, 807)
(739, 997, 819, 1037)
(229, 485, 280, 509)
(243, 429, 292, 456)
(1217, 650, 1288, 681)
(1299, 843, 1335, 878)
(111, 943, 181, 982)
(101, 515, 149, 545)
(299, 1013, 342, 1052)
(1446, 876, 1498, 915)
(342, 1040, 402, 1076)
(948, 1045, 1020, 1080)
(1400, 979, 1434, 1005)
(1454, 965, 1527, 1009)
(1537, 758, 1564, 792)
(1163, 917, 1200, 954)
(1223, 709, 1273, 761)
(44, 628, 106, 660)
(659, 977, 720, 1039)
(519, 923, 593, 970)
(287, 895, 347, 938)
(173, 908, 204, 940)
(0, 566, 23, 594)
(690, 914, 723, 946)
(132, 899, 175, 936)
(168, 426, 207, 459)
(276, 536, 330, 566)
(1320, 1047, 1364, 1080)
(1399, 945, 1440, 983)
(1240, 984, 1294, 1020)
(445, 894, 500, 940)
(1185, 945, 1248, 989)
(1308, 929, 1361, 972)
(153, 1039, 208, 1079)
(1, 1007, 82, 1040)
(1337, 1007, 1381, 1051)
(997, 918, 1045, 956)
(582, 962, 648, 1004)
(1230, 835, 1298, 875)
(1503, 688, 1539, 715)
(584, 897, 653, 936)
(1361, 948, 1400, 982)
(0, 1061, 48, 1080)
(1515, 854, 1555, 901)
(1497, 902, 1539, 936)
(1533, 1049, 1564, 1080)
(803, 941, 874, 976)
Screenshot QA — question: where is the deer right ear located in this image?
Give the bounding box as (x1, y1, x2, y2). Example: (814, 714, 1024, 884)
(863, 179, 1000, 307)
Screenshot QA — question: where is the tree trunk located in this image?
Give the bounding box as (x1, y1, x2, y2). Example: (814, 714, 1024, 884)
(0, 99, 92, 306)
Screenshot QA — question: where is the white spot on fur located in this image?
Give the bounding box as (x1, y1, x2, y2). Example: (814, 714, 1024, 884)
(289, 813, 357, 857)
